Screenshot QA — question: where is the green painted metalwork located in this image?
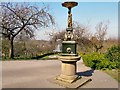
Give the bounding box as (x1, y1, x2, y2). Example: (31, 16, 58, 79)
(62, 41, 77, 54)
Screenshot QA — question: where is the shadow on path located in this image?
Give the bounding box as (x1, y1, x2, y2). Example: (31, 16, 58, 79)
(77, 69, 95, 77)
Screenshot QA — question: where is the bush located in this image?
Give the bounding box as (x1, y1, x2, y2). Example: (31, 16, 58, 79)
(81, 52, 118, 70)
(105, 45, 120, 68)
(82, 52, 105, 69)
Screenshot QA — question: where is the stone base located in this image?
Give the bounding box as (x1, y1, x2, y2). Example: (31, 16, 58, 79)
(56, 74, 80, 83)
(48, 76, 92, 88)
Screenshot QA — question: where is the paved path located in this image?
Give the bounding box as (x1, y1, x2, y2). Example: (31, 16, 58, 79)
(2, 60, 119, 88)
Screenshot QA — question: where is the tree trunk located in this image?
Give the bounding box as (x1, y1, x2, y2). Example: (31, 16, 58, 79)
(95, 48, 99, 52)
(9, 37, 14, 59)
(95, 45, 103, 52)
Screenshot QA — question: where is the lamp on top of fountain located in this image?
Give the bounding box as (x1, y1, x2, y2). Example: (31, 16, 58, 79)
(62, 1, 78, 8)
(62, 1, 78, 29)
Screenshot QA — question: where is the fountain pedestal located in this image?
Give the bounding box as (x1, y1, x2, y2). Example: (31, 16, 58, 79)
(57, 55, 80, 83)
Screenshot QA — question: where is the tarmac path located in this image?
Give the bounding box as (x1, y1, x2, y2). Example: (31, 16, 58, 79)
(2, 60, 119, 88)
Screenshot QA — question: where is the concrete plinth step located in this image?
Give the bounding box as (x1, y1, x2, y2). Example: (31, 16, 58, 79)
(48, 76, 92, 88)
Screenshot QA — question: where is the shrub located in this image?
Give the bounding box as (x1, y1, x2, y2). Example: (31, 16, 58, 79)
(105, 45, 120, 61)
(82, 52, 105, 69)
(81, 52, 118, 70)
(105, 45, 120, 68)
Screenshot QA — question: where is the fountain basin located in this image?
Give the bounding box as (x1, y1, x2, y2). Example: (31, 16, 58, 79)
(58, 55, 80, 61)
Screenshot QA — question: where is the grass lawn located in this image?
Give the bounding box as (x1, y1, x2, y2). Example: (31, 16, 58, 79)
(104, 69, 120, 83)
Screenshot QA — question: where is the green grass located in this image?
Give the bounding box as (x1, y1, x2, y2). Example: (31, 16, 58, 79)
(41, 55, 49, 60)
(40, 54, 59, 60)
(104, 69, 120, 83)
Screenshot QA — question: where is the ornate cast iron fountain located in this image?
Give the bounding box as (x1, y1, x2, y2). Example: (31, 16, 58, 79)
(57, 1, 80, 83)
(52, 2, 92, 88)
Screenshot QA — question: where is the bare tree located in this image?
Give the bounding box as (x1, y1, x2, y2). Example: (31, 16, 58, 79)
(0, 2, 54, 59)
(50, 21, 93, 53)
(73, 21, 91, 39)
(49, 30, 65, 50)
(91, 21, 108, 52)
(72, 21, 93, 52)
